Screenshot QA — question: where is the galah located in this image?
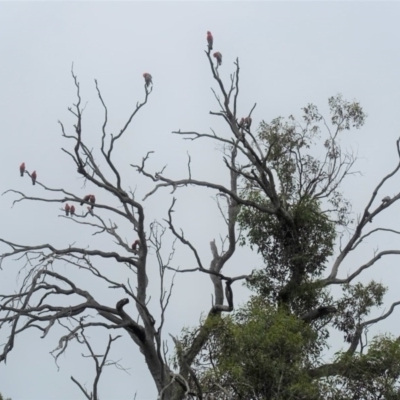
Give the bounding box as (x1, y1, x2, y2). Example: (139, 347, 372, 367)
(65, 204, 70, 216)
(207, 31, 213, 50)
(143, 73, 152, 87)
(132, 239, 140, 252)
(80, 194, 92, 206)
(31, 171, 37, 185)
(89, 194, 96, 209)
(20, 162, 25, 177)
(70, 205, 75, 216)
(213, 52, 222, 66)
(244, 117, 252, 129)
(87, 206, 94, 216)
(238, 118, 245, 129)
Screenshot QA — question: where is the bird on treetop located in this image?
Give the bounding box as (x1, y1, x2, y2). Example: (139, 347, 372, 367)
(213, 52, 222, 66)
(143, 73, 152, 87)
(207, 31, 213, 50)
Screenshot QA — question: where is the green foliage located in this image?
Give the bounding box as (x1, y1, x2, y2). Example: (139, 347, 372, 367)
(239, 192, 336, 312)
(176, 96, 400, 399)
(237, 96, 363, 312)
(194, 299, 322, 399)
(180, 297, 400, 399)
(333, 281, 387, 343)
(325, 335, 400, 399)
(328, 94, 366, 131)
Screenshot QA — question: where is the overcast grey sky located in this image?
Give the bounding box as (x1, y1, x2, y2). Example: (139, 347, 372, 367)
(1, 2, 400, 400)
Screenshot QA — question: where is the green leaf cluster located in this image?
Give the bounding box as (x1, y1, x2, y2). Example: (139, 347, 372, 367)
(198, 299, 322, 399)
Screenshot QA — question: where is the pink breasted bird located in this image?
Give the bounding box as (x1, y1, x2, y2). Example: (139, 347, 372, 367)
(89, 194, 96, 209)
(143, 73, 152, 87)
(87, 206, 94, 216)
(213, 52, 222, 66)
(244, 117, 252, 129)
(31, 171, 37, 185)
(80, 194, 92, 206)
(70, 205, 75, 216)
(20, 162, 25, 177)
(132, 239, 140, 252)
(65, 204, 70, 216)
(207, 31, 213, 50)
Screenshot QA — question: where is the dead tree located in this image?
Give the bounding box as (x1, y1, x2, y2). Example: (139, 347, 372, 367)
(0, 52, 249, 399)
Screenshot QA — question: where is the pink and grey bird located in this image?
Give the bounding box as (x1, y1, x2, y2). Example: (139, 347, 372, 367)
(65, 204, 70, 216)
(89, 194, 96, 209)
(132, 239, 140, 252)
(70, 205, 75, 216)
(31, 171, 37, 185)
(207, 31, 213, 50)
(87, 206, 94, 216)
(143, 73, 152, 87)
(244, 117, 252, 129)
(80, 194, 92, 206)
(19, 162, 25, 177)
(213, 52, 222, 66)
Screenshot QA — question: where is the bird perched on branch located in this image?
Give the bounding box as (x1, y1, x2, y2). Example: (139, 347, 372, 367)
(207, 31, 213, 50)
(244, 117, 252, 129)
(132, 240, 140, 252)
(65, 204, 70, 216)
(70, 205, 75, 216)
(143, 73, 152, 87)
(89, 195, 96, 209)
(87, 206, 94, 216)
(19, 162, 25, 177)
(382, 196, 391, 203)
(31, 171, 37, 185)
(80, 194, 92, 206)
(213, 52, 222, 66)
(238, 118, 245, 129)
